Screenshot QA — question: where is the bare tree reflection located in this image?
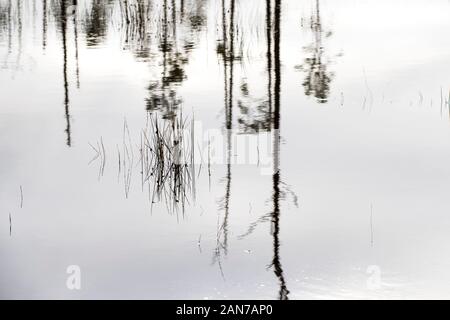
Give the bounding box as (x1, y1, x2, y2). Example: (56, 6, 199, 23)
(235, 0, 291, 300)
(236, 0, 272, 134)
(82, 0, 110, 47)
(7, 0, 11, 53)
(0, 1, 11, 53)
(144, 0, 207, 120)
(296, 0, 333, 104)
(15, 0, 22, 65)
(211, 0, 290, 299)
(42, 0, 47, 50)
(213, 0, 236, 277)
(73, 0, 80, 88)
(270, 0, 289, 300)
(1, 0, 23, 67)
(145, 0, 184, 120)
(60, 0, 71, 146)
(119, 0, 151, 57)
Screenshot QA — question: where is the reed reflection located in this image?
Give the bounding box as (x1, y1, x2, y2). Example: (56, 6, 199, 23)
(119, 0, 151, 57)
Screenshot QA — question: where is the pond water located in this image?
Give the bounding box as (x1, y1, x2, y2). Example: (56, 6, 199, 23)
(0, 0, 449, 299)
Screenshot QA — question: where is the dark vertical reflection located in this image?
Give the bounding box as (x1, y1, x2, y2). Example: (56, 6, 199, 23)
(223, 0, 235, 255)
(32, 0, 36, 38)
(61, 0, 71, 147)
(266, 0, 273, 118)
(7, 0, 12, 53)
(161, 0, 169, 116)
(217, 0, 229, 260)
(42, 0, 47, 50)
(270, 0, 289, 300)
(73, 0, 80, 88)
(171, 0, 177, 41)
(180, 0, 185, 21)
(15, 0, 22, 64)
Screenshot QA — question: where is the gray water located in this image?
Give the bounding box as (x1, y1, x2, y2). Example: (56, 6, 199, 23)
(0, 0, 450, 299)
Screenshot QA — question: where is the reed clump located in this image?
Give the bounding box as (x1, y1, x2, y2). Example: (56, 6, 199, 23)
(142, 112, 195, 215)
(93, 112, 195, 216)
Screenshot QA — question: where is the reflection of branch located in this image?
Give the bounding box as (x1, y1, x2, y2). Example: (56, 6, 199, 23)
(238, 181, 298, 240)
(270, 171, 290, 300)
(281, 181, 299, 208)
(238, 212, 271, 240)
(237, 87, 272, 133)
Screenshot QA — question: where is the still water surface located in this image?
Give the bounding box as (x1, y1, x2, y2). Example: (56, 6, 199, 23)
(0, 0, 450, 299)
